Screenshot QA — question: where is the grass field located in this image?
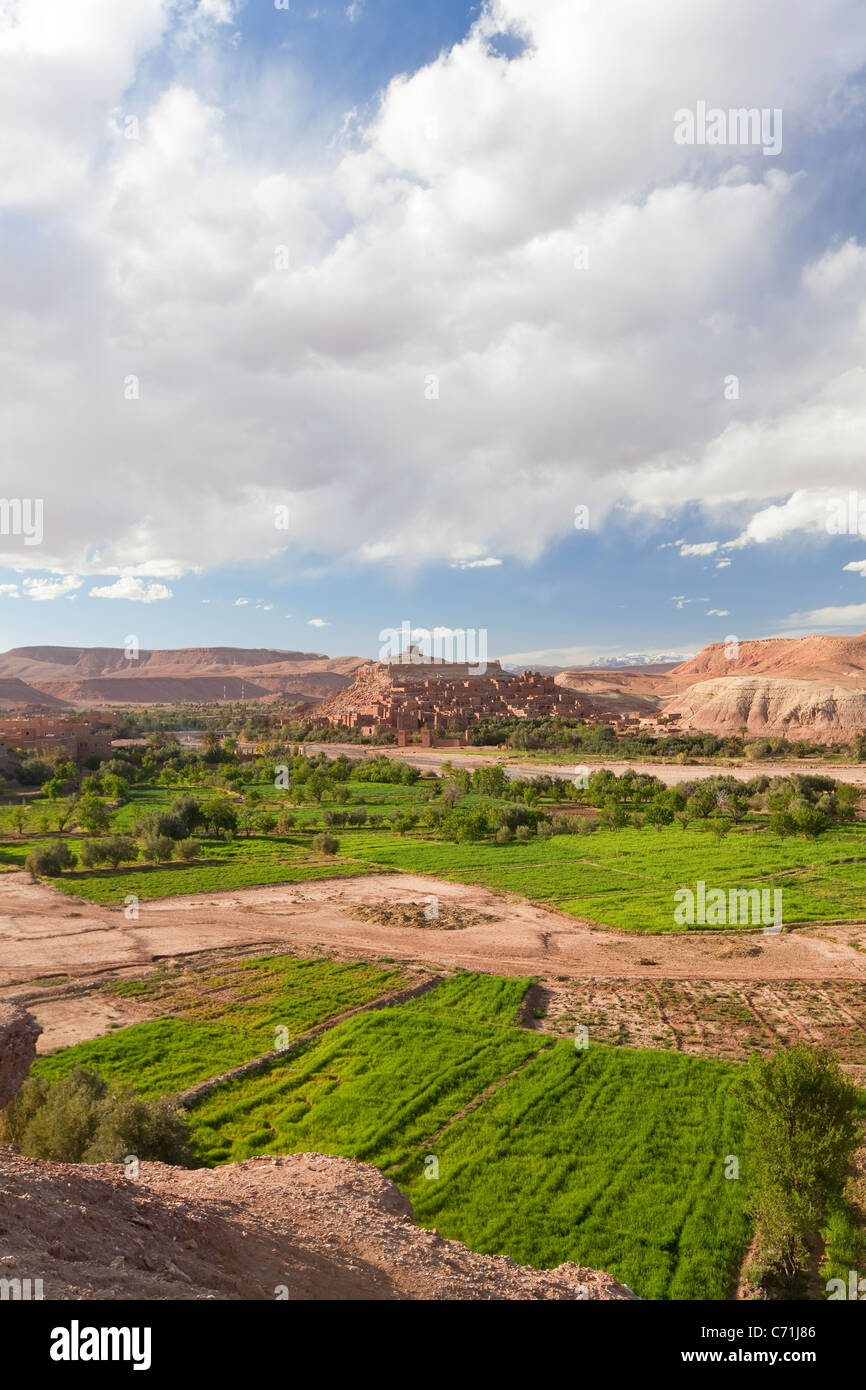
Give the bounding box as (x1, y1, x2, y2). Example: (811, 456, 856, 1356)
(34, 955, 405, 1097)
(28, 960, 758, 1298)
(184, 972, 751, 1299)
(3, 780, 864, 930)
(395, 1042, 749, 1301)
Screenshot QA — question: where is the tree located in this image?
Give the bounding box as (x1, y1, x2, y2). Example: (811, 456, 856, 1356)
(80, 835, 138, 869)
(736, 1046, 860, 1288)
(168, 795, 204, 836)
(142, 835, 174, 863)
(75, 794, 111, 836)
(645, 794, 675, 831)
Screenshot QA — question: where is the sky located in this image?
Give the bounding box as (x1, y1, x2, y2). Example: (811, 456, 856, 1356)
(2, 0, 866, 665)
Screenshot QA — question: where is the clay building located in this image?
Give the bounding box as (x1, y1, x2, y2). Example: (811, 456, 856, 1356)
(313, 653, 589, 736)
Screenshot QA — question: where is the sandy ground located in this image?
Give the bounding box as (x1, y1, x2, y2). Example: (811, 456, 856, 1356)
(3, 870, 866, 1049)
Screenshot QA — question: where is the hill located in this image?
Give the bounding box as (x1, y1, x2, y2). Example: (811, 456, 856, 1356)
(0, 647, 368, 706)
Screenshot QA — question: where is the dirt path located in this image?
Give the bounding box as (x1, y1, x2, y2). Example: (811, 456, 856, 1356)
(3, 870, 866, 1051)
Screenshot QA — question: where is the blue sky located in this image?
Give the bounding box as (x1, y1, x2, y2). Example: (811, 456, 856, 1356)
(3, 0, 866, 664)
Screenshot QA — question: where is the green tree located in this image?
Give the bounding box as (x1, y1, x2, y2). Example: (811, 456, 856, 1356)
(75, 794, 111, 835)
(736, 1046, 860, 1288)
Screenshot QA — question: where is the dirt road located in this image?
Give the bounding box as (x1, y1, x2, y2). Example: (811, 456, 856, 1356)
(3, 869, 865, 1005)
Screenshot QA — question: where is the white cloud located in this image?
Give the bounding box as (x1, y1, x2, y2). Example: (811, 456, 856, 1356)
(89, 577, 172, 602)
(3, 0, 866, 583)
(781, 602, 866, 630)
(0, 583, 20, 598)
(678, 541, 719, 557)
(449, 557, 503, 570)
(233, 597, 249, 606)
(23, 576, 83, 601)
(707, 608, 729, 616)
(843, 560, 866, 577)
(716, 558, 731, 569)
(308, 617, 328, 627)
(345, 1, 363, 22)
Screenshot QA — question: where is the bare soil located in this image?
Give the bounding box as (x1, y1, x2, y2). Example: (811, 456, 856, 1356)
(0, 1147, 637, 1300)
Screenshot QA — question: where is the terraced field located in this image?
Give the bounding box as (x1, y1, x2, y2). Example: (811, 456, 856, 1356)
(33, 962, 755, 1298)
(34, 955, 406, 1097)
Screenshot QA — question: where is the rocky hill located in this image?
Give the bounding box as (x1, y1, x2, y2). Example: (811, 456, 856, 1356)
(663, 676, 866, 743)
(669, 632, 866, 687)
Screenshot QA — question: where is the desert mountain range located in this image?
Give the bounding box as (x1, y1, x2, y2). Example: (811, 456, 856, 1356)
(1, 632, 866, 740)
(0, 646, 367, 708)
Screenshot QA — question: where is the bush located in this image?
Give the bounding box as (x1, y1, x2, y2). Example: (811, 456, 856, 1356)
(514, 825, 534, 841)
(174, 838, 199, 861)
(25, 841, 77, 878)
(312, 833, 339, 855)
(79, 835, 138, 869)
(142, 835, 175, 863)
(494, 825, 513, 844)
(0, 1065, 195, 1166)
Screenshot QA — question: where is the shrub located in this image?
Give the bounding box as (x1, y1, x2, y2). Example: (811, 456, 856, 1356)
(0, 1065, 195, 1166)
(25, 841, 77, 878)
(495, 825, 513, 844)
(142, 835, 175, 863)
(174, 838, 199, 861)
(312, 833, 339, 855)
(514, 825, 534, 841)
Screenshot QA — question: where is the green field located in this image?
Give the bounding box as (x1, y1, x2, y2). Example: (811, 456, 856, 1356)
(41, 967, 748, 1299)
(4, 779, 864, 930)
(396, 1042, 749, 1301)
(34, 955, 405, 1097)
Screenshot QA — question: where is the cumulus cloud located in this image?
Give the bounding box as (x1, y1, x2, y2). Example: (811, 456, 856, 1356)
(22, 576, 83, 601)
(450, 557, 503, 569)
(89, 577, 172, 602)
(308, 617, 328, 627)
(3, 0, 866, 585)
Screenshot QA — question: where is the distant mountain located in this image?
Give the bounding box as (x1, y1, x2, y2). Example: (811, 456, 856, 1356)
(0, 647, 369, 707)
(582, 654, 688, 669)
